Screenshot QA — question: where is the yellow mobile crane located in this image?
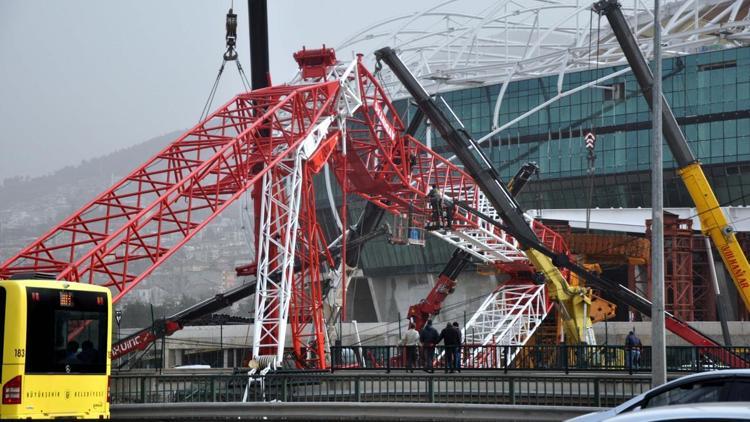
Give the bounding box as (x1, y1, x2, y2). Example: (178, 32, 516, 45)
(594, 0, 750, 313)
(375, 46, 748, 356)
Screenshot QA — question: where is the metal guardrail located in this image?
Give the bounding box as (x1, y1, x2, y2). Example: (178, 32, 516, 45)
(329, 345, 750, 373)
(111, 402, 602, 421)
(111, 372, 651, 407)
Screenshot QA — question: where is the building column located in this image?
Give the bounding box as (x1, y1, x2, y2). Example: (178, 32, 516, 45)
(714, 260, 739, 321)
(164, 344, 173, 368)
(174, 349, 183, 367)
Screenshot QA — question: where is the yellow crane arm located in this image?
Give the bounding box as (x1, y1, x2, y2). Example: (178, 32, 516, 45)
(594, 0, 750, 315)
(525, 249, 593, 344)
(679, 163, 750, 311)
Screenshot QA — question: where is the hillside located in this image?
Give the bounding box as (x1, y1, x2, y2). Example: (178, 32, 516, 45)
(0, 130, 254, 309)
(0, 131, 182, 204)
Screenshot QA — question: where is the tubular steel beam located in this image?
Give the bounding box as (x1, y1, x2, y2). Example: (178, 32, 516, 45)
(593, 0, 695, 166)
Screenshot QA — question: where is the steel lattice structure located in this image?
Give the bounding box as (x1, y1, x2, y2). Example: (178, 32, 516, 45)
(0, 82, 335, 299)
(464, 283, 550, 366)
(338, 0, 750, 143)
(5, 0, 748, 371)
(1, 48, 579, 369)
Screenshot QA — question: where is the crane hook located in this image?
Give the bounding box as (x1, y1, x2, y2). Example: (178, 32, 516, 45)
(224, 8, 238, 61)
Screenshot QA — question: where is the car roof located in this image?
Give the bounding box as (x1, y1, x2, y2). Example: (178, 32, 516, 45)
(605, 402, 750, 422)
(576, 369, 750, 420)
(640, 369, 750, 398)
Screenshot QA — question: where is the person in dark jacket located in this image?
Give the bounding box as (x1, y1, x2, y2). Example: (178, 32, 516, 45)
(625, 331, 641, 373)
(452, 321, 462, 372)
(439, 322, 461, 373)
(445, 200, 456, 230)
(428, 185, 443, 228)
(420, 320, 440, 372)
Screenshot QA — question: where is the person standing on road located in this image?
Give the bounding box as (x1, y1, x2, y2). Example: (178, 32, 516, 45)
(420, 320, 440, 373)
(439, 322, 461, 373)
(452, 321, 462, 372)
(625, 330, 640, 373)
(401, 323, 421, 372)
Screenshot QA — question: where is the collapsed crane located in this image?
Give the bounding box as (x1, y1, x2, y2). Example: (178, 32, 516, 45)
(375, 47, 596, 346)
(4, 27, 747, 371)
(373, 46, 748, 366)
(405, 162, 559, 333)
(1, 46, 590, 370)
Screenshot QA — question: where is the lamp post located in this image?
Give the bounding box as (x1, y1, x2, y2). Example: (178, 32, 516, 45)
(651, 0, 667, 387)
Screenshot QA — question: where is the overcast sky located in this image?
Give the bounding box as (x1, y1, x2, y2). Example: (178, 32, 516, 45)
(0, 0, 437, 182)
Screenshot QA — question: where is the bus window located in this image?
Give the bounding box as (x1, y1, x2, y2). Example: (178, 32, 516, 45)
(25, 288, 107, 374)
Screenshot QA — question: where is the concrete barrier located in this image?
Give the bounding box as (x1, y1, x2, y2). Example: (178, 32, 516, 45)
(112, 402, 602, 421)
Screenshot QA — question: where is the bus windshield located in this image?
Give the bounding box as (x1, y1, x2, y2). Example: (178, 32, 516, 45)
(25, 288, 108, 374)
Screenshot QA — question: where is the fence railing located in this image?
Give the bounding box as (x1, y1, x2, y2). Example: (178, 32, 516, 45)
(329, 345, 750, 373)
(111, 372, 651, 407)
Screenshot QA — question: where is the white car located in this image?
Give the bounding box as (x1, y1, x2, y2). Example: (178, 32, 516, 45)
(568, 369, 750, 422)
(605, 403, 750, 421)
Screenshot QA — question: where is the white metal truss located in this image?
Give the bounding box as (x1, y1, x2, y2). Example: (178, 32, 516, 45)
(462, 283, 550, 366)
(430, 187, 527, 262)
(252, 150, 305, 369)
(429, 227, 525, 263)
(322, 58, 366, 340)
(251, 59, 365, 369)
(339, 0, 750, 138)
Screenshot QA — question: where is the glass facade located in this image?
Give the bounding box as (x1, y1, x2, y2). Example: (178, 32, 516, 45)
(408, 46, 750, 210)
(314, 46, 750, 275)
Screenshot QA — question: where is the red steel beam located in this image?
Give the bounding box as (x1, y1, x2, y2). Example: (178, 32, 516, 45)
(1, 82, 340, 304)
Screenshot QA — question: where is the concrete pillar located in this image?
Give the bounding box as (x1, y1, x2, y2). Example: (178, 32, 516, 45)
(367, 277, 383, 322)
(223, 349, 229, 368)
(174, 349, 183, 367)
(164, 345, 173, 368)
(715, 260, 739, 321)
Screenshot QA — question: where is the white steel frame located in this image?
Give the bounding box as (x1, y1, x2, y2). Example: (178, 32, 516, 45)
(252, 150, 305, 368)
(338, 0, 750, 145)
(463, 283, 550, 366)
(430, 188, 527, 263)
(252, 60, 365, 368)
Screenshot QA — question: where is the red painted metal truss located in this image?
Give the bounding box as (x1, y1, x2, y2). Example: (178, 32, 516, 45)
(1, 50, 577, 371)
(331, 58, 571, 270)
(0, 81, 340, 305)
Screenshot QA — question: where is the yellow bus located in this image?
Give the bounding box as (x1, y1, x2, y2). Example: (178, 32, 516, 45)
(1, 279, 111, 419)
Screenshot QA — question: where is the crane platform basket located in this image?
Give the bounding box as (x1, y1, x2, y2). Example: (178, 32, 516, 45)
(390, 210, 426, 246)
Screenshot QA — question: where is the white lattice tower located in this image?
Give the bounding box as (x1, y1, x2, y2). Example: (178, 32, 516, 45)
(252, 151, 305, 368)
(251, 58, 364, 369)
(462, 283, 550, 367)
